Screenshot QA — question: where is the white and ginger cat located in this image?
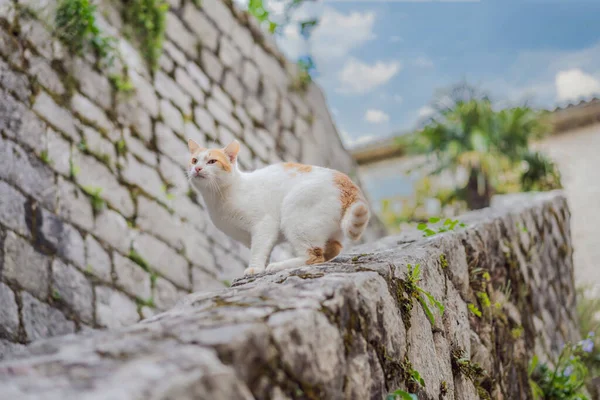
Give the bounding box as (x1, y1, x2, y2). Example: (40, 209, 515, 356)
(186, 138, 370, 276)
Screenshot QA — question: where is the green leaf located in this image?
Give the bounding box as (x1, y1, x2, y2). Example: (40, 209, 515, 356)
(428, 217, 440, 223)
(418, 295, 436, 325)
(468, 303, 482, 317)
(417, 223, 427, 230)
(424, 228, 437, 237)
(388, 389, 418, 400)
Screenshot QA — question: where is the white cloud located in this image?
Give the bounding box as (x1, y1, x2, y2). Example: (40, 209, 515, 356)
(340, 131, 376, 148)
(555, 68, 600, 102)
(389, 35, 403, 43)
(338, 59, 401, 94)
(365, 109, 390, 124)
(394, 94, 403, 103)
(413, 57, 434, 68)
(276, 6, 376, 72)
(417, 105, 435, 119)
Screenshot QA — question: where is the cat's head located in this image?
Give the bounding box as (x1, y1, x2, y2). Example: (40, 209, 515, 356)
(186, 139, 240, 186)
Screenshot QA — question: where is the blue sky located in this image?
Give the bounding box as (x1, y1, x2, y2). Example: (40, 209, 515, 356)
(261, 0, 600, 148)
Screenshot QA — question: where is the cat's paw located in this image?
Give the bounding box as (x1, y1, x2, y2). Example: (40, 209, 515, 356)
(244, 266, 264, 275)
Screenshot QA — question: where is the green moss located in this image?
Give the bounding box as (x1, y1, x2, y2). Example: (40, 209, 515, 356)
(129, 249, 150, 271)
(82, 186, 106, 213)
(116, 139, 127, 156)
(351, 253, 372, 262)
(468, 303, 482, 318)
(52, 289, 61, 300)
(510, 325, 524, 339)
(109, 73, 135, 93)
(55, 0, 117, 67)
(136, 297, 155, 308)
(439, 253, 448, 269)
(122, 0, 168, 71)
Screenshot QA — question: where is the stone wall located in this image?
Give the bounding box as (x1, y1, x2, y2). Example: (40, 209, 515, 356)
(0, 0, 385, 351)
(0, 191, 578, 399)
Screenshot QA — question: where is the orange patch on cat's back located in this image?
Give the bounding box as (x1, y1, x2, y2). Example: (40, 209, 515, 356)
(209, 149, 232, 172)
(334, 172, 360, 212)
(283, 162, 312, 173)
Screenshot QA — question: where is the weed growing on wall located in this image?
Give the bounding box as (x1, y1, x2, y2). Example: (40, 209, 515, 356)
(400, 263, 445, 326)
(123, 0, 168, 71)
(417, 217, 466, 237)
(387, 389, 417, 400)
(55, 0, 117, 67)
(529, 334, 594, 399)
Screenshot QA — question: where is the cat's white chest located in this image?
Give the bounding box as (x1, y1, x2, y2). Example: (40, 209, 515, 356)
(206, 202, 252, 247)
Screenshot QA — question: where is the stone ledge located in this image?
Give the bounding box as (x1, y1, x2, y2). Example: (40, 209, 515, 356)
(0, 191, 577, 399)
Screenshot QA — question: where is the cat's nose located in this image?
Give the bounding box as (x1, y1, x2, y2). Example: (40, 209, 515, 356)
(195, 166, 203, 172)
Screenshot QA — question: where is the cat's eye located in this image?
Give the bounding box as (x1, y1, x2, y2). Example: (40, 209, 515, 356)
(207, 159, 217, 164)
(191, 158, 198, 164)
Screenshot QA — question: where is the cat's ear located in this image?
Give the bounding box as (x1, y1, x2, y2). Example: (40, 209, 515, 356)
(223, 140, 240, 163)
(188, 139, 202, 153)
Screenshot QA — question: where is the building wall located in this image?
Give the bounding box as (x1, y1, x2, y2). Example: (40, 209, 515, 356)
(0, 0, 384, 351)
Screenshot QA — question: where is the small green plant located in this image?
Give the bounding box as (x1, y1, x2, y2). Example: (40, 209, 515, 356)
(439, 253, 448, 269)
(386, 389, 417, 400)
(221, 280, 231, 287)
(401, 264, 445, 326)
(123, 0, 168, 71)
(85, 265, 94, 274)
(52, 289, 61, 300)
(511, 326, 524, 339)
(116, 139, 127, 156)
(136, 297, 156, 308)
(161, 184, 175, 201)
(477, 291, 491, 308)
(82, 186, 106, 213)
(69, 159, 80, 177)
(191, 0, 201, 6)
(452, 348, 486, 381)
(40, 150, 52, 165)
(290, 58, 314, 92)
(417, 217, 466, 237)
(529, 334, 594, 399)
(468, 303, 482, 318)
(77, 140, 88, 152)
(109, 73, 135, 93)
(129, 249, 150, 271)
(55, 0, 117, 67)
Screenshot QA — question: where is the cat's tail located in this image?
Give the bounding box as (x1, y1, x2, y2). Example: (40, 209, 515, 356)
(341, 199, 370, 241)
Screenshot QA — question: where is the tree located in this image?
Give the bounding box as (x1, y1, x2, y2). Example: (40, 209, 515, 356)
(404, 82, 561, 211)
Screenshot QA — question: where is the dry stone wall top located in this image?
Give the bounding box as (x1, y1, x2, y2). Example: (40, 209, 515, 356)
(0, 0, 385, 351)
(0, 191, 578, 399)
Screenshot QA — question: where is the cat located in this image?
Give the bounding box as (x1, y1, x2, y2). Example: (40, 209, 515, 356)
(186, 138, 370, 276)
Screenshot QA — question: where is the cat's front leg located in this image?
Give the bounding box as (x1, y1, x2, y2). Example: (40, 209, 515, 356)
(244, 219, 279, 275)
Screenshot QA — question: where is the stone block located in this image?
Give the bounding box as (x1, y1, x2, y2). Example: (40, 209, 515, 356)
(194, 106, 218, 140)
(123, 128, 157, 166)
(172, 194, 207, 232)
(230, 23, 254, 57)
(69, 58, 112, 110)
(20, 19, 64, 61)
(163, 40, 187, 66)
(21, 292, 75, 342)
(41, 210, 86, 268)
(0, 137, 56, 210)
(0, 57, 31, 102)
(218, 36, 242, 73)
(85, 234, 112, 282)
(245, 97, 265, 124)
(159, 155, 188, 193)
(186, 62, 211, 92)
(94, 208, 132, 254)
(82, 125, 117, 169)
(165, 12, 198, 58)
(121, 154, 166, 203)
(207, 98, 241, 135)
(71, 93, 115, 135)
(113, 252, 152, 300)
(0, 180, 29, 237)
(280, 130, 301, 160)
(51, 259, 94, 324)
(0, 282, 19, 340)
(243, 128, 269, 161)
(0, 89, 46, 152)
(160, 99, 185, 136)
(153, 277, 181, 310)
(56, 177, 94, 232)
(137, 196, 183, 250)
(201, 0, 236, 35)
(156, 122, 188, 161)
(174, 68, 205, 105)
(33, 91, 78, 140)
(46, 128, 71, 176)
(201, 49, 223, 83)
(75, 153, 134, 217)
(132, 233, 189, 289)
(182, 3, 219, 51)
(159, 51, 174, 73)
(95, 286, 139, 328)
(129, 69, 159, 118)
(241, 60, 259, 94)
(180, 222, 216, 272)
(223, 72, 244, 104)
(3, 231, 50, 298)
(155, 70, 192, 115)
(191, 266, 225, 292)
